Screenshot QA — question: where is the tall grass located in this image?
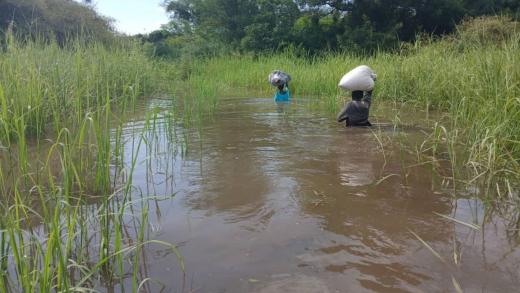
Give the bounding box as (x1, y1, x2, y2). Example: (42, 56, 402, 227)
(0, 35, 182, 291)
(0, 35, 154, 191)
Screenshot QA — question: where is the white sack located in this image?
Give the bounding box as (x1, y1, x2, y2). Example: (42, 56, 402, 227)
(269, 70, 291, 87)
(338, 65, 377, 91)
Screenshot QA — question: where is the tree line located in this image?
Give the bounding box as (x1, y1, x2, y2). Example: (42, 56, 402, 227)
(141, 0, 519, 57)
(0, 0, 518, 57)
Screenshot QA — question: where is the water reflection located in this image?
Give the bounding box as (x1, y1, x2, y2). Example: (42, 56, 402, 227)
(114, 97, 520, 293)
(275, 101, 290, 113)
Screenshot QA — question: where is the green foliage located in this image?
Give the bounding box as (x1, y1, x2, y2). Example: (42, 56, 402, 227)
(0, 35, 181, 291)
(0, 0, 115, 45)
(141, 31, 231, 59)
(0, 35, 157, 143)
(166, 0, 258, 46)
(338, 19, 399, 54)
(158, 0, 520, 57)
(454, 15, 519, 46)
(463, 0, 520, 18)
(241, 0, 300, 52)
(292, 14, 341, 53)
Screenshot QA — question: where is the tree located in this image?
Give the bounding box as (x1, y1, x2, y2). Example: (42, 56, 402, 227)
(241, 0, 300, 51)
(161, 0, 519, 56)
(301, 0, 465, 52)
(165, 0, 257, 47)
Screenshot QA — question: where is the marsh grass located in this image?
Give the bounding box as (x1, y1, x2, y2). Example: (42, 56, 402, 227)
(0, 34, 183, 291)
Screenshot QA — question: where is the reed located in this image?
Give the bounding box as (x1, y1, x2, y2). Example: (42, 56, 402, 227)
(0, 35, 182, 291)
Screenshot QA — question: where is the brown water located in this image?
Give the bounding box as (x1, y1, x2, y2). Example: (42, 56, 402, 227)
(114, 98, 520, 293)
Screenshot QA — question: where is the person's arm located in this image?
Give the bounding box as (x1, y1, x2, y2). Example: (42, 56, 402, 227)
(363, 90, 372, 106)
(337, 103, 349, 122)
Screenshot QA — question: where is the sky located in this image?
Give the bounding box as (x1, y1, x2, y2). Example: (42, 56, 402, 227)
(90, 0, 170, 35)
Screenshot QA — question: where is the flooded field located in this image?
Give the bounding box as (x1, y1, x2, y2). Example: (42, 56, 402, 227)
(109, 97, 520, 292)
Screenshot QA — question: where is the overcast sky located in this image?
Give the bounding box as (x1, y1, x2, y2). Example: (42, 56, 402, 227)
(89, 0, 170, 35)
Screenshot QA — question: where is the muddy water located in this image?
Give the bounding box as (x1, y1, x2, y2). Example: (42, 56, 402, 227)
(116, 98, 520, 293)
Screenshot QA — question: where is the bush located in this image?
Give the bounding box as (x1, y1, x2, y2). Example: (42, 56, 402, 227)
(455, 15, 519, 45)
(0, 0, 115, 45)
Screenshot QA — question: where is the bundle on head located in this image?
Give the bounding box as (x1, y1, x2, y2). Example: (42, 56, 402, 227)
(338, 65, 376, 91)
(269, 70, 291, 87)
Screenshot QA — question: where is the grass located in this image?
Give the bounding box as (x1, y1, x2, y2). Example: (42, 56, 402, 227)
(0, 34, 183, 291)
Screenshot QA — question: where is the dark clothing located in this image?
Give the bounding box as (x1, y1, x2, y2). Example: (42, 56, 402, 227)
(337, 91, 372, 127)
(351, 90, 364, 101)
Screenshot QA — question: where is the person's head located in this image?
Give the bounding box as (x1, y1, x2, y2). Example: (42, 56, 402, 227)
(277, 84, 285, 92)
(352, 90, 363, 101)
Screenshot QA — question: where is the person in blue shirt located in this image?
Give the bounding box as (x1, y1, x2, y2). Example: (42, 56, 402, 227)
(274, 84, 290, 102)
(269, 70, 291, 102)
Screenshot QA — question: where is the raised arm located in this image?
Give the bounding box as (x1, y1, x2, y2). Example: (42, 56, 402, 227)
(362, 90, 372, 105)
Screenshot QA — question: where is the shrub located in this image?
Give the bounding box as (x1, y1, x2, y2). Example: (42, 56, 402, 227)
(455, 15, 519, 45)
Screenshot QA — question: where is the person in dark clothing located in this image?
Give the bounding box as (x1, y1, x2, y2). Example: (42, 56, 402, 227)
(336, 90, 373, 127)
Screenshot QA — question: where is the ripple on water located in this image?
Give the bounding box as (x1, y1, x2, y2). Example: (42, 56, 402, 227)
(111, 97, 520, 293)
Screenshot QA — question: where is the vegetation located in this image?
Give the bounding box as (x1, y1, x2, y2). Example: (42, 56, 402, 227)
(0, 34, 183, 291)
(0, 0, 115, 44)
(0, 2, 181, 291)
(143, 0, 520, 58)
(0, 0, 519, 290)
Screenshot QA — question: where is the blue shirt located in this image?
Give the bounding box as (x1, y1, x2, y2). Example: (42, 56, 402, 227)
(274, 89, 291, 102)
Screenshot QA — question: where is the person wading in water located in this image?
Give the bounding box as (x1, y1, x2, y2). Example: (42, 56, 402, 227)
(336, 65, 376, 127)
(269, 70, 291, 102)
(336, 90, 373, 127)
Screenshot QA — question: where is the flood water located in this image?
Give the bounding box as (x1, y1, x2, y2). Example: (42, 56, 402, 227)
(113, 97, 520, 292)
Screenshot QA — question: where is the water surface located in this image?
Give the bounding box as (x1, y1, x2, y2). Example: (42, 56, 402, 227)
(115, 97, 520, 292)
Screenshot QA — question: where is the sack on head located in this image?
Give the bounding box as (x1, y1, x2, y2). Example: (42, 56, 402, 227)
(269, 70, 291, 87)
(338, 65, 376, 91)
